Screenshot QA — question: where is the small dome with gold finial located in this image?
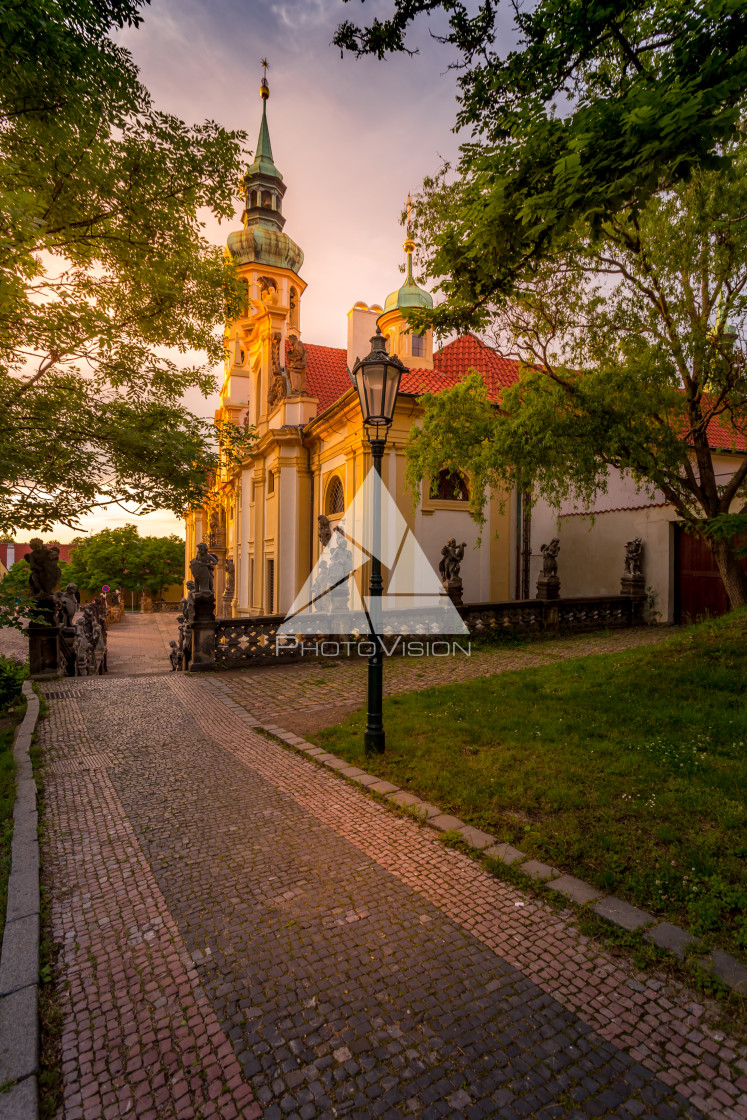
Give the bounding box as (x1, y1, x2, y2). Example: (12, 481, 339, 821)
(384, 194, 433, 313)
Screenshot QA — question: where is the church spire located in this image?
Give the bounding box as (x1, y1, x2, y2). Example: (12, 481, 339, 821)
(241, 60, 286, 232)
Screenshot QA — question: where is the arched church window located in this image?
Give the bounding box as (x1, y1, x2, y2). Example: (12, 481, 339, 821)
(251, 190, 258, 209)
(261, 191, 272, 208)
(289, 287, 299, 330)
(326, 476, 345, 516)
(411, 332, 426, 358)
(430, 469, 469, 502)
(239, 279, 249, 317)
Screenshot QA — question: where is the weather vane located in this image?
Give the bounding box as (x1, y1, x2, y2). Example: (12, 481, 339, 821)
(261, 58, 269, 78)
(260, 57, 270, 100)
(406, 191, 414, 237)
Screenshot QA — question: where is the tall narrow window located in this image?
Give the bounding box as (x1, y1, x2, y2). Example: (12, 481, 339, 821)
(249, 557, 254, 605)
(267, 470, 275, 495)
(267, 559, 275, 614)
(411, 332, 426, 357)
(289, 286, 299, 330)
(326, 476, 344, 516)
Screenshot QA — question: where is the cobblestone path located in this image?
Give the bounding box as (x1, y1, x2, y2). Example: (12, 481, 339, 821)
(40, 672, 747, 1120)
(207, 627, 672, 729)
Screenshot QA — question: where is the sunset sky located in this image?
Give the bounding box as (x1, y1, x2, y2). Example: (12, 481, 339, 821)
(49, 0, 517, 542)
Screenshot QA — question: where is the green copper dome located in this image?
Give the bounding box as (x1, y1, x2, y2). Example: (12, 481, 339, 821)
(384, 240, 433, 312)
(228, 73, 304, 271)
(226, 227, 304, 272)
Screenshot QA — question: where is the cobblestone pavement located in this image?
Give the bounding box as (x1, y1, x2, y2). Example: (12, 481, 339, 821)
(106, 611, 176, 676)
(40, 672, 747, 1120)
(209, 626, 672, 727)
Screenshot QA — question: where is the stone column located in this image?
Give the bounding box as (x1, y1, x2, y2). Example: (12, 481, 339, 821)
(28, 599, 62, 680)
(188, 591, 216, 672)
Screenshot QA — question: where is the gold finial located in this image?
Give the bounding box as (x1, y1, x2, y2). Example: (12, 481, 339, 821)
(403, 191, 416, 259)
(260, 58, 270, 100)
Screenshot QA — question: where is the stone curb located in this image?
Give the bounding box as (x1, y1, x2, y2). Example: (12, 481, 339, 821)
(0, 680, 41, 1118)
(261, 720, 747, 995)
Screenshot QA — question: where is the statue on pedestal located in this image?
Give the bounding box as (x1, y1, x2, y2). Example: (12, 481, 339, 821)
(439, 538, 467, 606)
(190, 542, 219, 594)
(223, 558, 235, 600)
(536, 538, 561, 600)
(621, 538, 645, 597)
(287, 335, 308, 394)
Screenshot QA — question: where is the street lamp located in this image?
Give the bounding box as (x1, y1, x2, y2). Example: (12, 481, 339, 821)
(350, 327, 406, 754)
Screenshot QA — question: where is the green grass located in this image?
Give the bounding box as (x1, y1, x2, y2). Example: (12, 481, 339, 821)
(315, 610, 747, 961)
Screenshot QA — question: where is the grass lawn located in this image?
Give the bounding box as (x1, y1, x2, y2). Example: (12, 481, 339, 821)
(315, 610, 747, 962)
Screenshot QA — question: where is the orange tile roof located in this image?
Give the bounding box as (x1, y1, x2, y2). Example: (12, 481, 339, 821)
(300, 333, 520, 416)
(431, 333, 520, 394)
(298, 337, 746, 457)
(697, 408, 747, 453)
(300, 344, 352, 414)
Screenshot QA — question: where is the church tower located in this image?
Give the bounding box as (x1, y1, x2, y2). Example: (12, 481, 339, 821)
(221, 66, 309, 433)
(377, 200, 434, 370)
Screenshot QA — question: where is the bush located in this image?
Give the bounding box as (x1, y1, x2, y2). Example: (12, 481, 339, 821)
(0, 655, 28, 711)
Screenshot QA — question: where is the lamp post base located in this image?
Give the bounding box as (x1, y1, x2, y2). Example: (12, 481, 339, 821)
(364, 728, 385, 755)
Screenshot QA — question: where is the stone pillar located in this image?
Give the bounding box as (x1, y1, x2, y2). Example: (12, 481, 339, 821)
(444, 577, 463, 607)
(28, 599, 62, 680)
(188, 591, 216, 672)
(536, 574, 560, 600)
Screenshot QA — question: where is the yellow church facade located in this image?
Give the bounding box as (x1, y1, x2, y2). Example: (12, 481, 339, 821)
(185, 81, 518, 618)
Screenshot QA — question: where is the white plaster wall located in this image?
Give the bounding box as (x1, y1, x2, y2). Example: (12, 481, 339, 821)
(418, 511, 486, 602)
(531, 503, 676, 620)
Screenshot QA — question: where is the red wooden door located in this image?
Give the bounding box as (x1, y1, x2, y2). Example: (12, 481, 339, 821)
(676, 527, 729, 622)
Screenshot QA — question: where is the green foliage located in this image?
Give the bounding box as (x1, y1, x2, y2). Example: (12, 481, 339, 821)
(336, 0, 747, 332)
(0, 560, 34, 603)
(407, 143, 747, 601)
(0, 0, 255, 534)
(315, 610, 747, 961)
(63, 525, 184, 597)
(0, 655, 28, 711)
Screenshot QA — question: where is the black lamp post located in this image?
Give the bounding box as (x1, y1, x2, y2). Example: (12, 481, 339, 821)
(350, 327, 406, 754)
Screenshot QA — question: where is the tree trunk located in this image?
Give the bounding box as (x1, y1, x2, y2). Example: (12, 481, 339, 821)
(710, 536, 747, 609)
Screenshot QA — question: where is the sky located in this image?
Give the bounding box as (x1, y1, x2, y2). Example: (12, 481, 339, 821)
(47, 0, 517, 544)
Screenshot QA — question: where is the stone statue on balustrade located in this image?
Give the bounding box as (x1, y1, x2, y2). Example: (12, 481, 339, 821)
(318, 514, 332, 550)
(55, 584, 79, 630)
(312, 559, 331, 613)
(187, 545, 218, 671)
(24, 539, 60, 602)
(621, 538, 645, 597)
(439, 538, 467, 606)
(536, 538, 561, 600)
(24, 540, 63, 678)
(328, 530, 352, 613)
(223, 558, 235, 601)
(190, 542, 219, 595)
(169, 641, 179, 671)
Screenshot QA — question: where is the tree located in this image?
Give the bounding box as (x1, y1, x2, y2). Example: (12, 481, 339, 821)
(336, 1, 747, 333)
(0, 560, 35, 606)
(1, 0, 254, 535)
(406, 146, 747, 605)
(62, 525, 184, 600)
(338, 0, 747, 605)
